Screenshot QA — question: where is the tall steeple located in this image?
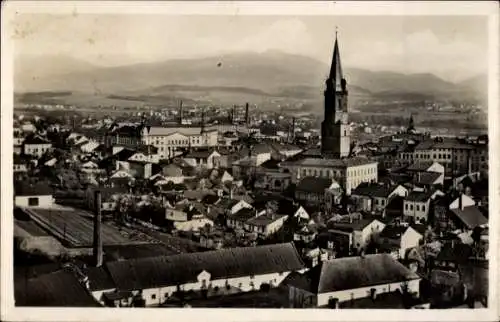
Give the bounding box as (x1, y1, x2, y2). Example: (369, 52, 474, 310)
(321, 29, 350, 158)
(329, 30, 344, 92)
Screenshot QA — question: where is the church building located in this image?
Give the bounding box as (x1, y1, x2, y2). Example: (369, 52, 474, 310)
(279, 33, 378, 195)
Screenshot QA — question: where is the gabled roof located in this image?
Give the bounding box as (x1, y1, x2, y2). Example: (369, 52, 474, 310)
(284, 254, 419, 294)
(15, 182, 53, 196)
(85, 266, 116, 291)
(379, 225, 422, 240)
(450, 206, 488, 229)
(351, 182, 401, 198)
(329, 217, 381, 233)
(185, 149, 218, 159)
(406, 161, 437, 172)
(296, 177, 336, 194)
(106, 243, 305, 291)
(414, 172, 442, 185)
(24, 134, 51, 145)
(405, 191, 435, 202)
(230, 207, 256, 222)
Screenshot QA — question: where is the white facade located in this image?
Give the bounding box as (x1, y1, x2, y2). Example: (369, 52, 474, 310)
(142, 127, 218, 160)
(449, 194, 475, 210)
(399, 227, 424, 259)
(131, 269, 293, 307)
(316, 278, 421, 307)
(24, 143, 52, 158)
(15, 195, 54, 208)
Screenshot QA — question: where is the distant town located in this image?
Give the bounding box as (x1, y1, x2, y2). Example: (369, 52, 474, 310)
(13, 35, 488, 309)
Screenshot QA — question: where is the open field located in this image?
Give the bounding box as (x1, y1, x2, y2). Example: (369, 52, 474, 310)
(20, 207, 146, 248)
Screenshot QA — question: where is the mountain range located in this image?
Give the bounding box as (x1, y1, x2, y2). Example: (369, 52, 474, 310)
(14, 51, 487, 107)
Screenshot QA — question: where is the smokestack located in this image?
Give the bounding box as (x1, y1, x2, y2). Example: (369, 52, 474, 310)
(179, 100, 183, 125)
(93, 190, 103, 267)
(245, 103, 249, 126)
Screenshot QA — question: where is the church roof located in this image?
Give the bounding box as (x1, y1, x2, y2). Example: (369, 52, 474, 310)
(328, 35, 344, 91)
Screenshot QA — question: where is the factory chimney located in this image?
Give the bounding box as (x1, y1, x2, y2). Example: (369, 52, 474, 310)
(93, 190, 103, 267)
(179, 100, 183, 125)
(245, 103, 250, 126)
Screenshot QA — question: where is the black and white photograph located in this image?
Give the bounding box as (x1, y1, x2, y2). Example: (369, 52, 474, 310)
(1, 1, 498, 321)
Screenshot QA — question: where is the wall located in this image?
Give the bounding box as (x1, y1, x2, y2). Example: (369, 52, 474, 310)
(15, 195, 54, 208)
(345, 163, 378, 195)
(400, 227, 423, 259)
(24, 143, 52, 158)
(316, 278, 421, 306)
(403, 200, 430, 223)
(139, 271, 291, 306)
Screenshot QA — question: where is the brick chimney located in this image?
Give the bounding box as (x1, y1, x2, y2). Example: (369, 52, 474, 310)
(245, 103, 250, 126)
(93, 190, 103, 267)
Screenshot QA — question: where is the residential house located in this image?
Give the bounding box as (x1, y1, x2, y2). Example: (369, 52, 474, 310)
(183, 150, 221, 169)
(285, 254, 421, 308)
(403, 189, 444, 223)
(295, 177, 343, 210)
(254, 158, 292, 192)
(226, 208, 259, 231)
(245, 213, 289, 238)
(23, 134, 52, 158)
(104, 243, 306, 306)
(326, 217, 386, 254)
(433, 194, 487, 232)
(13, 154, 29, 175)
(378, 224, 424, 259)
(269, 143, 303, 160)
(350, 183, 408, 215)
(294, 225, 318, 244)
(14, 182, 54, 208)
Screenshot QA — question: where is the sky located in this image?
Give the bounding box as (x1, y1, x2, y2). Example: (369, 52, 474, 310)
(12, 14, 488, 82)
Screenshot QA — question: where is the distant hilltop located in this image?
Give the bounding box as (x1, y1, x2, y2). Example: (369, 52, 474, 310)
(14, 51, 487, 106)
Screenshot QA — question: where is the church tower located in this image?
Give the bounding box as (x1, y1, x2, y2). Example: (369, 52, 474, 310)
(321, 32, 350, 158)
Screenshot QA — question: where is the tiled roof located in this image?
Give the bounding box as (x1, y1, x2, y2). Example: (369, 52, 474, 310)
(284, 254, 419, 294)
(14, 182, 53, 196)
(85, 266, 116, 291)
(406, 161, 436, 172)
(246, 213, 287, 227)
(281, 156, 376, 168)
(351, 182, 399, 198)
(15, 270, 101, 307)
(146, 126, 216, 136)
(296, 177, 335, 194)
(450, 206, 488, 229)
(379, 225, 409, 240)
(405, 191, 434, 202)
(414, 172, 442, 185)
(230, 207, 256, 222)
(436, 243, 473, 263)
(105, 243, 305, 291)
(185, 149, 217, 159)
(24, 134, 51, 145)
(329, 218, 379, 232)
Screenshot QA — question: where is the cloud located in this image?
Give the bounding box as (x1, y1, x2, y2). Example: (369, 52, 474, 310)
(344, 29, 486, 81)
(231, 19, 315, 55)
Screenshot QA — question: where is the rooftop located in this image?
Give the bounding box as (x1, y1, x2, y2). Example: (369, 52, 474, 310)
(105, 243, 305, 291)
(296, 177, 337, 194)
(283, 253, 419, 294)
(450, 206, 488, 229)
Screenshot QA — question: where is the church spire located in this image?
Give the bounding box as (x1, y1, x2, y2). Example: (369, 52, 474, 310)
(328, 28, 344, 92)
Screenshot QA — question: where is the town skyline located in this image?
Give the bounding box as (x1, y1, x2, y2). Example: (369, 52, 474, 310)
(13, 14, 488, 83)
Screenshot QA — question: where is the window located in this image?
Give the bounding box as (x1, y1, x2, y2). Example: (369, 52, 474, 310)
(28, 197, 39, 206)
(416, 205, 420, 211)
(151, 294, 156, 300)
(422, 205, 426, 211)
(405, 204, 408, 210)
(410, 205, 413, 211)
(164, 292, 169, 298)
